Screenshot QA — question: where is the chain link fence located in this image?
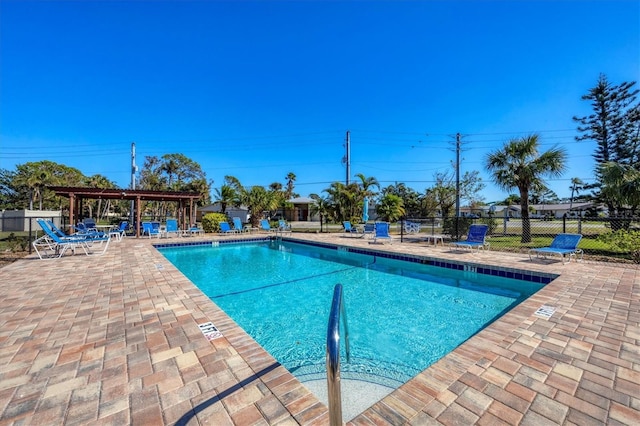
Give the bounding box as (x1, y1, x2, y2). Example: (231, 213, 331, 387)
(395, 216, 640, 262)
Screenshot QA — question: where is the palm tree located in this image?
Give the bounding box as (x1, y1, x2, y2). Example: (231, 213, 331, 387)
(214, 184, 236, 214)
(599, 162, 640, 215)
(238, 186, 280, 227)
(569, 177, 585, 212)
(26, 170, 50, 210)
(485, 134, 567, 243)
(309, 194, 331, 232)
(285, 172, 297, 200)
(376, 193, 405, 222)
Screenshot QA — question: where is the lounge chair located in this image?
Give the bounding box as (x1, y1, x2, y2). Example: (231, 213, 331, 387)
(343, 221, 360, 237)
(232, 217, 247, 233)
(142, 222, 161, 238)
(529, 233, 583, 264)
(278, 219, 292, 234)
(165, 219, 180, 238)
(219, 222, 237, 235)
(184, 223, 205, 236)
(363, 223, 375, 239)
(82, 218, 98, 231)
(451, 224, 489, 252)
(260, 219, 277, 233)
(373, 222, 392, 244)
(74, 222, 107, 238)
(33, 218, 110, 259)
(109, 221, 128, 241)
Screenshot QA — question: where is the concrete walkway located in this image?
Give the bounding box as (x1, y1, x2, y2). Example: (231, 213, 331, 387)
(0, 232, 638, 425)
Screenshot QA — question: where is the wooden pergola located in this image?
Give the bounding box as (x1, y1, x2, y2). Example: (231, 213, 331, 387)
(49, 186, 201, 238)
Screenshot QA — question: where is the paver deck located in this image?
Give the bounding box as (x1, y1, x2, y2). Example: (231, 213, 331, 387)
(0, 232, 638, 425)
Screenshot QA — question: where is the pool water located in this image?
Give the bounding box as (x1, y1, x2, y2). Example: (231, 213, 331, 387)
(159, 240, 544, 386)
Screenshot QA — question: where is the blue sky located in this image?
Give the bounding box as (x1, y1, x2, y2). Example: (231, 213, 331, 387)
(1, 0, 638, 203)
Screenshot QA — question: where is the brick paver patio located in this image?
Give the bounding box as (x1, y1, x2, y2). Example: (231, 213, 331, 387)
(0, 232, 638, 425)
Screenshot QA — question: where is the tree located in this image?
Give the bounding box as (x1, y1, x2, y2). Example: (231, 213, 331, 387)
(598, 162, 640, 216)
(427, 172, 457, 218)
(84, 174, 116, 220)
(238, 186, 280, 227)
(10, 161, 85, 211)
(485, 134, 567, 243)
(381, 183, 422, 217)
(574, 74, 639, 212)
(376, 193, 405, 222)
(213, 184, 236, 214)
(284, 172, 298, 200)
(138, 153, 211, 217)
(568, 177, 585, 211)
(309, 193, 331, 232)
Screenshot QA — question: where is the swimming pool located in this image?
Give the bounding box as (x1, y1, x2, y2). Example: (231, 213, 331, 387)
(159, 239, 547, 387)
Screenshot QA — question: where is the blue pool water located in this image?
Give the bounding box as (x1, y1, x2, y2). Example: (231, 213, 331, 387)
(159, 240, 545, 386)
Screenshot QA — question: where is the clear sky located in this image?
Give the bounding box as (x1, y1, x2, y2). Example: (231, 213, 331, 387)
(1, 0, 638, 203)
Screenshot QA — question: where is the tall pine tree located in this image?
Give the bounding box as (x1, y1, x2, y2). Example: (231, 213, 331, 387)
(573, 74, 639, 214)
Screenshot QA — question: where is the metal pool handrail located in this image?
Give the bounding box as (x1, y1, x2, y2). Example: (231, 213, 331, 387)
(326, 283, 351, 426)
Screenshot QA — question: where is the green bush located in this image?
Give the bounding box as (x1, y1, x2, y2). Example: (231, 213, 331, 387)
(598, 230, 640, 263)
(201, 213, 228, 233)
(442, 217, 473, 239)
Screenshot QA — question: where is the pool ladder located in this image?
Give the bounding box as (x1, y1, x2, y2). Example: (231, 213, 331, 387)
(326, 284, 350, 426)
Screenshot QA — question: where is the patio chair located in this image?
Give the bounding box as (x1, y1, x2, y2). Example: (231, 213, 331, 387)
(363, 223, 375, 239)
(278, 219, 292, 234)
(165, 219, 180, 238)
(219, 222, 237, 235)
(529, 233, 583, 264)
(74, 222, 107, 238)
(184, 223, 205, 237)
(142, 222, 161, 238)
(343, 221, 360, 237)
(232, 217, 247, 233)
(82, 218, 98, 231)
(33, 218, 110, 259)
(403, 221, 421, 234)
(451, 224, 489, 252)
(373, 222, 392, 244)
(109, 221, 128, 241)
(260, 219, 277, 233)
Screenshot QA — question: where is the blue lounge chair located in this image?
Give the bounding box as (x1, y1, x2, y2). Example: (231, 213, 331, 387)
(343, 221, 360, 237)
(278, 219, 292, 234)
(529, 233, 583, 264)
(108, 221, 128, 241)
(33, 218, 110, 259)
(219, 222, 237, 235)
(260, 219, 277, 233)
(82, 218, 98, 231)
(74, 222, 107, 238)
(165, 219, 179, 238)
(142, 222, 161, 238)
(373, 222, 392, 244)
(363, 223, 375, 239)
(232, 217, 247, 233)
(451, 224, 489, 252)
(184, 223, 205, 236)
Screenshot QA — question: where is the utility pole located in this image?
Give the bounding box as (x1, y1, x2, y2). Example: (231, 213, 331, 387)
(455, 133, 461, 240)
(345, 130, 351, 185)
(130, 142, 137, 225)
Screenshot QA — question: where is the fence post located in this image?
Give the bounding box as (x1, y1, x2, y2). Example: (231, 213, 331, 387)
(27, 217, 32, 254)
(578, 216, 582, 235)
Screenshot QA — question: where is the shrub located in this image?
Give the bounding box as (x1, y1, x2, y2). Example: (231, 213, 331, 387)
(598, 230, 640, 263)
(602, 230, 640, 261)
(201, 213, 228, 233)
